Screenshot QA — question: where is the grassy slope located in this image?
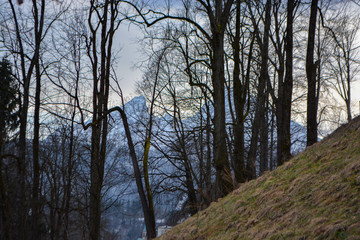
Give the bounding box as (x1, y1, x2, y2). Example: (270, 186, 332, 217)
(159, 116, 360, 240)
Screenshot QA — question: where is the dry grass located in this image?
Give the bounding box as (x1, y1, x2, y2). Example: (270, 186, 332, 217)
(158, 116, 360, 240)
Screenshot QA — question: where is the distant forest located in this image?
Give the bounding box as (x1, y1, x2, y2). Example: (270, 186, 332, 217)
(0, 0, 359, 239)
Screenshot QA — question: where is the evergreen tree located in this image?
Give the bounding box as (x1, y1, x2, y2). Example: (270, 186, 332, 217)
(0, 58, 18, 145)
(0, 59, 18, 240)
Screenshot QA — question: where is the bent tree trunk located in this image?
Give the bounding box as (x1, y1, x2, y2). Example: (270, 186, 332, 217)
(119, 109, 156, 239)
(82, 105, 156, 239)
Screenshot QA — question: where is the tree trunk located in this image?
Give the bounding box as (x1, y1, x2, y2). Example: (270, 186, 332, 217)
(31, 59, 42, 240)
(88, 1, 113, 239)
(211, 0, 234, 198)
(260, 97, 269, 175)
(119, 109, 156, 239)
(346, 66, 352, 122)
(8, 0, 33, 236)
(205, 102, 212, 202)
(63, 112, 75, 240)
(247, 0, 271, 180)
(212, 32, 233, 197)
(232, 0, 246, 185)
(277, 0, 294, 165)
(306, 0, 319, 146)
(89, 119, 103, 240)
(269, 107, 275, 171)
(31, 1, 46, 233)
(183, 156, 198, 215)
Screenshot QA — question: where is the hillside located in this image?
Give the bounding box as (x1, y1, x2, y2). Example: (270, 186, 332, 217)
(159, 116, 360, 240)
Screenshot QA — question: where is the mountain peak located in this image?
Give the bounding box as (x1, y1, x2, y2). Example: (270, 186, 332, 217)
(123, 95, 147, 115)
(126, 95, 146, 106)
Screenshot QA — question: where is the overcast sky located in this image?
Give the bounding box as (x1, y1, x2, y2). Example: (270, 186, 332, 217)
(113, 23, 143, 99)
(113, 16, 360, 117)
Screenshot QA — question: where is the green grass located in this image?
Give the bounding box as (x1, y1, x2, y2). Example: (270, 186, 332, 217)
(158, 116, 360, 240)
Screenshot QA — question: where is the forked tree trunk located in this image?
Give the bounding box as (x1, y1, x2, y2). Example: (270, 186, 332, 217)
(247, 0, 271, 179)
(31, 0, 46, 232)
(277, 0, 294, 165)
(232, 0, 247, 185)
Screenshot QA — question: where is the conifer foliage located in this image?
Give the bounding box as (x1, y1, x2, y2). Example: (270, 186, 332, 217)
(0, 59, 18, 138)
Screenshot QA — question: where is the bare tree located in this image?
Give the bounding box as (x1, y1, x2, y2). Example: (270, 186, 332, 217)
(276, 0, 295, 165)
(325, 3, 360, 122)
(84, 1, 122, 239)
(230, 0, 254, 184)
(125, 0, 234, 198)
(2, 1, 66, 239)
(246, 0, 272, 179)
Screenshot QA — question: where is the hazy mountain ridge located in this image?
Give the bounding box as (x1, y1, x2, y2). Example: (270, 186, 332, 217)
(104, 95, 307, 197)
(39, 95, 309, 239)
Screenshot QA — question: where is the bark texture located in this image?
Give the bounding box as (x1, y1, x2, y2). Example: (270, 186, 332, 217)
(306, 0, 319, 146)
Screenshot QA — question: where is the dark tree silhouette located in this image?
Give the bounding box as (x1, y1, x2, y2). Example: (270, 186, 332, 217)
(306, 0, 320, 146)
(0, 58, 19, 240)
